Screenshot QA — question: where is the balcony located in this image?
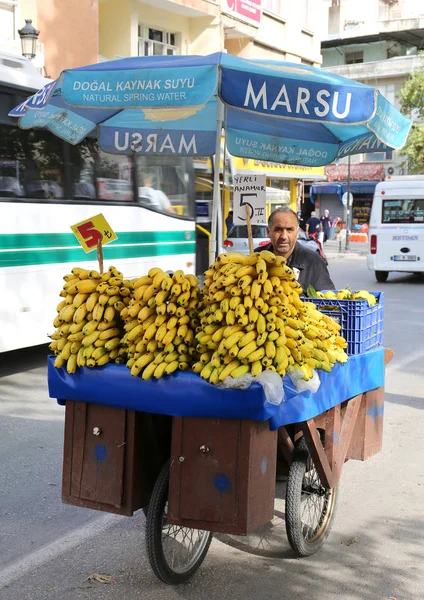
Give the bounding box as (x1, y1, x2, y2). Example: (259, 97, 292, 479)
(137, 0, 219, 18)
(322, 54, 421, 82)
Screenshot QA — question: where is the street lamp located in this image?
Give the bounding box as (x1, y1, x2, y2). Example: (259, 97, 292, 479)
(18, 19, 40, 59)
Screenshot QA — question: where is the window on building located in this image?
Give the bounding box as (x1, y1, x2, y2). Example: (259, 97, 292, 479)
(363, 151, 394, 162)
(138, 25, 178, 56)
(0, 2, 15, 43)
(262, 0, 283, 16)
(345, 50, 364, 64)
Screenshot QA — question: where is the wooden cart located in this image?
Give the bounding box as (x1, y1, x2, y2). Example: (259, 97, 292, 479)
(58, 349, 392, 585)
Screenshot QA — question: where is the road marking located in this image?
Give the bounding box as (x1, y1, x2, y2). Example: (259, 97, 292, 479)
(386, 347, 424, 374)
(0, 514, 124, 589)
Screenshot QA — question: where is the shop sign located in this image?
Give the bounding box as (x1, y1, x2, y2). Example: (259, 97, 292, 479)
(221, 0, 262, 27)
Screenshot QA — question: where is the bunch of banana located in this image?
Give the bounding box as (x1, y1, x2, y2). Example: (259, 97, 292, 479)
(119, 268, 200, 380)
(49, 266, 130, 373)
(193, 251, 348, 385)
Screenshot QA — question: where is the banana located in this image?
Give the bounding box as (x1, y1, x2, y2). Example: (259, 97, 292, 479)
(247, 347, 265, 363)
(200, 361, 214, 380)
(165, 361, 179, 375)
(60, 305, 76, 323)
(73, 303, 88, 324)
(82, 331, 101, 346)
(74, 279, 99, 294)
(104, 306, 116, 323)
(224, 331, 244, 350)
(218, 360, 241, 381)
(251, 361, 263, 377)
(162, 328, 177, 346)
(265, 340, 276, 359)
(230, 364, 250, 379)
(238, 341, 258, 360)
(99, 327, 121, 341)
(105, 337, 120, 351)
(251, 280, 261, 300)
(66, 355, 78, 374)
(95, 354, 110, 366)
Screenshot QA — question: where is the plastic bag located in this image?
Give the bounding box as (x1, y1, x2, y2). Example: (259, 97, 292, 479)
(288, 367, 321, 394)
(218, 370, 284, 406)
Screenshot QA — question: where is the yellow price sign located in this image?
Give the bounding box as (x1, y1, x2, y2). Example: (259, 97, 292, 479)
(70, 214, 117, 253)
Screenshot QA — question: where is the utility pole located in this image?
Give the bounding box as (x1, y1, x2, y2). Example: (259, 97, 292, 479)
(345, 155, 351, 251)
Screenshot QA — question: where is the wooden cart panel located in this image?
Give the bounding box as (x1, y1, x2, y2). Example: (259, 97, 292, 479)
(168, 418, 277, 535)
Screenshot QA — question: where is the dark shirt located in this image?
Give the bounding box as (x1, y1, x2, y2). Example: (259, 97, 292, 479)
(306, 216, 320, 234)
(321, 216, 331, 234)
(255, 241, 335, 293)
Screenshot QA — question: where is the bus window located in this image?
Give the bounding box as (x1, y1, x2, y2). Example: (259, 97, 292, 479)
(135, 155, 194, 218)
(96, 149, 133, 202)
(0, 124, 64, 199)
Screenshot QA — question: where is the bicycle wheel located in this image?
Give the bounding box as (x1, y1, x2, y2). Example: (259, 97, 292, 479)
(146, 461, 213, 584)
(285, 437, 338, 557)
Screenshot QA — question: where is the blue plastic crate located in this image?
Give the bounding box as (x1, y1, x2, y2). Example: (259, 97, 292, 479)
(304, 292, 384, 355)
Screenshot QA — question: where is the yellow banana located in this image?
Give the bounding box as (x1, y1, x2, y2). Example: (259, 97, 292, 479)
(104, 306, 115, 323)
(95, 354, 110, 366)
(251, 361, 263, 377)
(99, 327, 121, 341)
(105, 337, 120, 351)
(66, 354, 77, 374)
(73, 303, 88, 324)
(238, 341, 258, 360)
(82, 331, 101, 346)
(165, 361, 179, 375)
(218, 360, 241, 381)
(247, 347, 265, 363)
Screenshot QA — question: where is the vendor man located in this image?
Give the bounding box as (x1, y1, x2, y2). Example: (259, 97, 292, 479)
(256, 206, 335, 292)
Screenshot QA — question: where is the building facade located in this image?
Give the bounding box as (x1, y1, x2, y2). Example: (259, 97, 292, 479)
(320, 0, 423, 179)
(0, 0, 99, 79)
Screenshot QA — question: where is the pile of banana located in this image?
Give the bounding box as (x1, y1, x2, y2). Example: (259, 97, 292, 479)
(49, 266, 130, 373)
(120, 268, 200, 380)
(193, 251, 348, 384)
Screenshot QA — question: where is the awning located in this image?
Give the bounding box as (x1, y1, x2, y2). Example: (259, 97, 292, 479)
(310, 181, 380, 204)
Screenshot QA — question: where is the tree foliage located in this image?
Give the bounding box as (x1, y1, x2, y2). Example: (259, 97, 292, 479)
(398, 56, 424, 174)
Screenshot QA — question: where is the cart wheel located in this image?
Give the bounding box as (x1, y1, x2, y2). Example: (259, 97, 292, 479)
(285, 437, 338, 557)
(146, 461, 213, 584)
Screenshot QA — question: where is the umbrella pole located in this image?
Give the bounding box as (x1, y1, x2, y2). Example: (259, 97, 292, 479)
(245, 205, 254, 254)
(209, 99, 224, 266)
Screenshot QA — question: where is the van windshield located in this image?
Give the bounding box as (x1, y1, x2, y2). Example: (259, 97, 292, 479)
(382, 199, 424, 224)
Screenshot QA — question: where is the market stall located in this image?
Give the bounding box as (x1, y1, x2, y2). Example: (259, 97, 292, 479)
(11, 52, 408, 586)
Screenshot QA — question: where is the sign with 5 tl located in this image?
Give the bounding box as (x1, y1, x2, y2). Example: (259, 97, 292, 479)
(71, 213, 117, 253)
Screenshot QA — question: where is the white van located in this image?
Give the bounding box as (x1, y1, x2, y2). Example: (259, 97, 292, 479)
(367, 176, 424, 282)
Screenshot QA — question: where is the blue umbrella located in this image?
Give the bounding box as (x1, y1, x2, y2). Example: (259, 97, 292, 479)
(10, 52, 411, 261)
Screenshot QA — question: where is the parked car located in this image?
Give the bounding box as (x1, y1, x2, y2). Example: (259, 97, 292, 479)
(223, 224, 327, 264)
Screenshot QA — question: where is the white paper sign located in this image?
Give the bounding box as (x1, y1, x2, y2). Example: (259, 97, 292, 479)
(233, 174, 267, 225)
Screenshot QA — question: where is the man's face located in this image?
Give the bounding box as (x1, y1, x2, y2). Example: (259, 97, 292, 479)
(267, 212, 299, 258)
(324, 210, 329, 217)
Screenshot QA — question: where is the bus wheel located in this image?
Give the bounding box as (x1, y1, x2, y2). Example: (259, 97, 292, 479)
(375, 271, 389, 283)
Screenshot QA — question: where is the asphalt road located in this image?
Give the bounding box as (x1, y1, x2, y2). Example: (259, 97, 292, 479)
(0, 256, 423, 600)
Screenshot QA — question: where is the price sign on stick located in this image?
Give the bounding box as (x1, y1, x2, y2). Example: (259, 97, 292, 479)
(233, 174, 266, 254)
(71, 214, 117, 274)
(233, 174, 267, 225)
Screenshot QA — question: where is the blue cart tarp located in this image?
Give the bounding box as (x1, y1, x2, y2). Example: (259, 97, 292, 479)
(48, 347, 385, 430)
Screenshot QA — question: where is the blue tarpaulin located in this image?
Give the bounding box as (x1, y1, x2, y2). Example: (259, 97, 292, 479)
(48, 346, 385, 431)
(310, 181, 380, 204)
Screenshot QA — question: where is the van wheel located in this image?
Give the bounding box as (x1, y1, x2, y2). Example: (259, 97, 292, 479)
(375, 271, 389, 283)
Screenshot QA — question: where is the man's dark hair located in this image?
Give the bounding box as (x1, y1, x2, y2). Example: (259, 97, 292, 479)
(268, 205, 299, 228)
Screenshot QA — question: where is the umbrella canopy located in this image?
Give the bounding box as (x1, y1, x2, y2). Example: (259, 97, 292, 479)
(10, 52, 411, 166)
(10, 52, 412, 262)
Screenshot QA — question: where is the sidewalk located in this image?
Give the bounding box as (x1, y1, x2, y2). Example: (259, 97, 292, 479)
(323, 238, 368, 260)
